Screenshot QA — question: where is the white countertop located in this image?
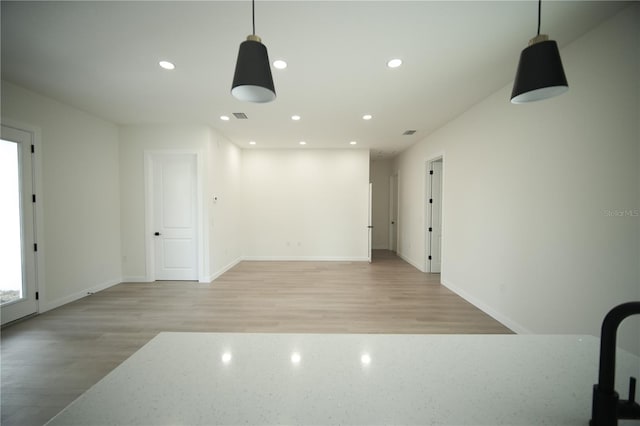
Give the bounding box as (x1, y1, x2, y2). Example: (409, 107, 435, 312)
(47, 333, 640, 425)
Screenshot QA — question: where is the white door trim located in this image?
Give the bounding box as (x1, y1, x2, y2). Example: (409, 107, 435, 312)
(425, 155, 445, 273)
(144, 150, 206, 283)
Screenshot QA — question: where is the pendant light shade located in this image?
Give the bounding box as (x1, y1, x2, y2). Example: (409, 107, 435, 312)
(511, 0, 568, 104)
(231, 0, 276, 103)
(232, 35, 276, 103)
(511, 35, 568, 103)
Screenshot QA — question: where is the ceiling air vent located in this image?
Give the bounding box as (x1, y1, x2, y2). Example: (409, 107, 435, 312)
(233, 112, 248, 119)
(403, 130, 416, 135)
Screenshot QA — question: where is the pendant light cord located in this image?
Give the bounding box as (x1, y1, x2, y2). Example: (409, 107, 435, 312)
(537, 0, 541, 36)
(252, 0, 256, 35)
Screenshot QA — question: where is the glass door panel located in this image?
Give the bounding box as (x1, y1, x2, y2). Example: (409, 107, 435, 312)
(0, 139, 24, 305)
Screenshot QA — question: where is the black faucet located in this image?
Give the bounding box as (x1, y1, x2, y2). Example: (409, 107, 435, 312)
(590, 301, 640, 426)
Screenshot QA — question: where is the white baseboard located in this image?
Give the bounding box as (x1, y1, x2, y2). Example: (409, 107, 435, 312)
(397, 252, 425, 272)
(204, 257, 243, 282)
(440, 278, 532, 334)
(39, 278, 122, 313)
(242, 256, 369, 262)
(122, 276, 151, 283)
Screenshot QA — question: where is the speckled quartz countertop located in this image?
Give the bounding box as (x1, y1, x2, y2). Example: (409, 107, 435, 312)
(46, 333, 639, 426)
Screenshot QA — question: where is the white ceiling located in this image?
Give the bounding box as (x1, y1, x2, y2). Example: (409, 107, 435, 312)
(1, 1, 629, 158)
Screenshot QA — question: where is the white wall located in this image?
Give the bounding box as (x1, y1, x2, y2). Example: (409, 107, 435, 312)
(119, 125, 243, 282)
(370, 159, 391, 249)
(1, 81, 122, 310)
(393, 6, 640, 353)
(243, 149, 370, 260)
(207, 130, 243, 278)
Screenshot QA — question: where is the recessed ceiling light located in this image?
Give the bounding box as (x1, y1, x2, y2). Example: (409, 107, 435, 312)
(299, 141, 307, 145)
(291, 115, 301, 121)
(221, 352, 232, 363)
(273, 60, 287, 69)
(220, 115, 230, 121)
(387, 58, 402, 68)
(350, 141, 357, 145)
(362, 114, 372, 120)
(291, 352, 301, 364)
(249, 141, 256, 145)
(159, 60, 175, 70)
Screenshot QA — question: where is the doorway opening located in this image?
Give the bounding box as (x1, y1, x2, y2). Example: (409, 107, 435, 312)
(426, 158, 443, 273)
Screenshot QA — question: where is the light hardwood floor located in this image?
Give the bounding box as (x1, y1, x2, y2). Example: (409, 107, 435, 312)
(0, 250, 511, 426)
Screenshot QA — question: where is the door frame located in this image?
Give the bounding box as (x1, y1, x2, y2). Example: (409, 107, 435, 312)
(1, 120, 44, 324)
(388, 172, 399, 252)
(367, 182, 373, 263)
(425, 155, 445, 273)
(144, 150, 206, 283)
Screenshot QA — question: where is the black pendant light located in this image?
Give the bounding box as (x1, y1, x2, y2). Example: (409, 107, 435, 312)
(231, 0, 276, 103)
(511, 0, 568, 104)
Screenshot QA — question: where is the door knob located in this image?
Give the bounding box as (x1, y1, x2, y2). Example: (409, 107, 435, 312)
(154, 232, 161, 236)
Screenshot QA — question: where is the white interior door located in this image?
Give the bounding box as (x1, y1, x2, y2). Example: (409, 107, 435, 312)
(368, 183, 373, 263)
(389, 174, 398, 252)
(428, 160, 443, 273)
(151, 153, 198, 281)
(1, 126, 38, 324)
